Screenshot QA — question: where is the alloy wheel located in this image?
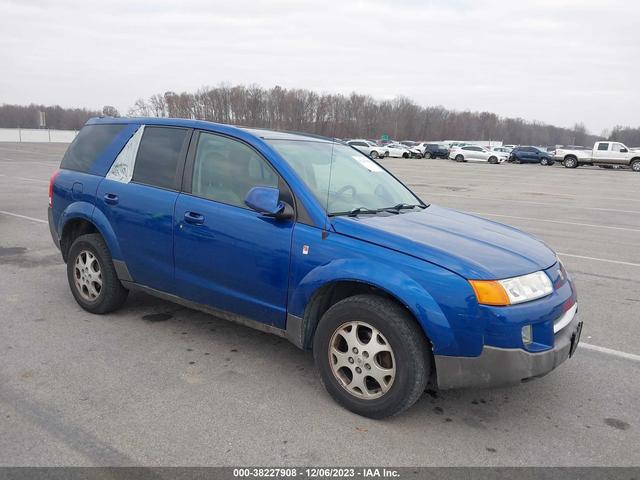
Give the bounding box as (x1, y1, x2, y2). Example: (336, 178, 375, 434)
(328, 321, 396, 400)
(74, 250, 102, 301)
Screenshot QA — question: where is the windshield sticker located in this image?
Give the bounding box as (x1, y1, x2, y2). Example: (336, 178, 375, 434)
(352, 156, 383, 172)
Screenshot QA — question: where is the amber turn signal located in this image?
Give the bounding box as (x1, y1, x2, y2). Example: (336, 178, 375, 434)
(469, 280, 511, 306)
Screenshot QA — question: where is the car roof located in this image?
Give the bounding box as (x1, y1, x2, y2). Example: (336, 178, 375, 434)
(86, 117, 336, 144)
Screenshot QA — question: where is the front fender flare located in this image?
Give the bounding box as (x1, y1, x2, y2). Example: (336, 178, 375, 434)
(289, 258, 455, 353)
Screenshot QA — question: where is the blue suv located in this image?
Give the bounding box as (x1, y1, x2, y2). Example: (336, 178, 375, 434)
(510, 146, 555, 165)
(49, 117, 582, 418)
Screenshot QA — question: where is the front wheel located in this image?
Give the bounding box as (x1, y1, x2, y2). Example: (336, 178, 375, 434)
(415, 153, 423, 159)
(67, 233, 128, 314)
(455, 154, 464, 162)
(402, 152, 409, 159)
(540, 158, 549, 166)
(313, 295, 431, 419)
(488, 156, 498, 164)
(425, 152, 432, 159)
(370, 150, 379, 159)
(564, 156, 578, 168)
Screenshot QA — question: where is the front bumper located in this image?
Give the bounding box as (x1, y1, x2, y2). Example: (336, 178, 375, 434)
(434, 311, 582, 389)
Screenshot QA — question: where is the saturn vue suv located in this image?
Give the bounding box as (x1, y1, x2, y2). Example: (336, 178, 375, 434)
(48, 117, 582, 418)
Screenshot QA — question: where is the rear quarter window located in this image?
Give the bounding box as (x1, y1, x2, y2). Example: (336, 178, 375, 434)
(60, 124, 125, 172)
(132, 126, 191, 190)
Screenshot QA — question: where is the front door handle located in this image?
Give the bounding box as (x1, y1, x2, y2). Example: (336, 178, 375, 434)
(184, 211, 205, 225)
(104, 193, 119, 205)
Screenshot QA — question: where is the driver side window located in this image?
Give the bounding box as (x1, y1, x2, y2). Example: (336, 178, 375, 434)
(191, 132, 279, 208)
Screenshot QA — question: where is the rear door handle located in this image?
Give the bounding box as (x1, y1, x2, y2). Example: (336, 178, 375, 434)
(184, 211, 205, 225)
(103, 193, 119, 205)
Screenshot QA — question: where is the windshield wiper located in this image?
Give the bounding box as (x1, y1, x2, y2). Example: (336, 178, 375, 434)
(382, 203, 423, 213)
(329, 207, 381, 217)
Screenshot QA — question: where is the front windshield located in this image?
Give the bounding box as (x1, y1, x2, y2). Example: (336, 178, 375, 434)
(267, 140, 422, 215)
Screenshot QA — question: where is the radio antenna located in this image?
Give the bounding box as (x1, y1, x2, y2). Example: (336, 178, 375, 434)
(322, 119, 337, 240)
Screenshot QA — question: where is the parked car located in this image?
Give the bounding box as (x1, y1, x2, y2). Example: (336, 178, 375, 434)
(49, 117, 582, 418)
(554, 141, 640, 170)
(491, 146, 513, 155)
(385, 142, 415, 158)
(347, 139, 388, 159)
(420, 143, 450, 159)
(449, 145, 506, 164)
(510, 146, 555, 165)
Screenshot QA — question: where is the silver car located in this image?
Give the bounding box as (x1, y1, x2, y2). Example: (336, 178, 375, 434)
(346, 139, 388, 159)
(449, 145, 506, 164)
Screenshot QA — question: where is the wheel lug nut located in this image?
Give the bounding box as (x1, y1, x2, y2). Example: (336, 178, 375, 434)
(352, 347, 358, 354)
(365, 364, 371, 370)
(363, 351, 369, 358)
(348, 357, 354, 364)
(355, 367, 362, 374)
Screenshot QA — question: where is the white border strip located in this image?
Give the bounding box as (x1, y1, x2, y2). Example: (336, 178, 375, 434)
(553, 303, 577, 334)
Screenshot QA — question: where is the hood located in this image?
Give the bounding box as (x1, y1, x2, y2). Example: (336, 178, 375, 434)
(330, 205, 557, 280)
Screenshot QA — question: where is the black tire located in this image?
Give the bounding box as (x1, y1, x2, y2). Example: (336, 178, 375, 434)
(415, 153, 423, 159)
(370, 150, 379, 159)
(425, 152, 433, 159)
(455, 154, 464, 162)
(540, 158, 549, 166)
(631, 159, 640, 172)
(402, 152, 409, 159)
(488, 156, 498, 164)
(313, 294, 431, 419)
(67, 233, 128, 314)
(564, 156, 578, 168)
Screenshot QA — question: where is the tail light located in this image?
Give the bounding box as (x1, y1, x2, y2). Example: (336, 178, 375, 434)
(48, 170, 60, 207)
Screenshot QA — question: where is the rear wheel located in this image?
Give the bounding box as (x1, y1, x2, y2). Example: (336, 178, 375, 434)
(631, 159, 640, 172)
(67, 233, 128, 314)
(564, 156, 578, 168)
(313, 295, 431, 419)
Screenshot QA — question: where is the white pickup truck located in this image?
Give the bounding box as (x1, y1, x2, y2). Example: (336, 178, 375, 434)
(555, 141, 640, 171)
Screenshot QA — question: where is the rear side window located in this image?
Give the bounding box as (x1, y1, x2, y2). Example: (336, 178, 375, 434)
(132, 127, 190, 190)
(597, 143, 609, 151)
(61, 124, 125, 172)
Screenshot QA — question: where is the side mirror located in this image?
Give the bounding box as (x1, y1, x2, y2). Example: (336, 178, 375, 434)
(244, 186, 293, 220)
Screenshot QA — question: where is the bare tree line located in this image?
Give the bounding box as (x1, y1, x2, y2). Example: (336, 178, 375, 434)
(0, 104, 101, 130)
(129, 84, 607, 146)
(3, 84, 640, 146)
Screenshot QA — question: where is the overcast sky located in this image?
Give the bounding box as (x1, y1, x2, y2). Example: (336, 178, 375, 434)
(1, 0, 637, 133)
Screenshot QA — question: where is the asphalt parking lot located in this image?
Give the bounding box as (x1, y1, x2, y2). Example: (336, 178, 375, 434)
(1, 142, 639, 467)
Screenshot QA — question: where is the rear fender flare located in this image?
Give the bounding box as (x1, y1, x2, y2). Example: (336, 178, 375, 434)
(59, 202, 123, 261)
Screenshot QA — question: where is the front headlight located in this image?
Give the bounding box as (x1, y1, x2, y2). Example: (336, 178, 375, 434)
(470, 271, 553, 306)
